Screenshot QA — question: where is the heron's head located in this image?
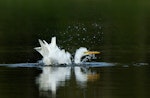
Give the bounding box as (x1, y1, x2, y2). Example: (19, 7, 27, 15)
(74, 47, 100, 64)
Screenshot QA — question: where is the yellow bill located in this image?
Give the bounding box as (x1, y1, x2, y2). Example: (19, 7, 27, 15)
(84, 51, 100, 55)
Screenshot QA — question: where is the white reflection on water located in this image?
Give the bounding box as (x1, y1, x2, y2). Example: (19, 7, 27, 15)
(36, 67, 71, 96)
(74, 67, 100, 87)
(36, 66, 100, 97)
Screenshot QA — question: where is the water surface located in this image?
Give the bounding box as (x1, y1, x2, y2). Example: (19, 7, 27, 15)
(0, 63, 150, 98)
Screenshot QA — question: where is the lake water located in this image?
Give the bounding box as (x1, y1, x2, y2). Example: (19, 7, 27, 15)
(0, 63, 150, 98)
(0, 0, 150, 98)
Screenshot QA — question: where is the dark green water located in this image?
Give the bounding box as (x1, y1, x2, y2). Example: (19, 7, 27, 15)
(0, 65, 150, 98)
(0, 0, 150, 98)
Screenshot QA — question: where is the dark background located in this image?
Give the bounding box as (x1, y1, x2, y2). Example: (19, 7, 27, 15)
(0, 0, 150, 63)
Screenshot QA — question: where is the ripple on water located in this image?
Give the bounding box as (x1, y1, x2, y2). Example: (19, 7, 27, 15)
(0, 62, 148, 68)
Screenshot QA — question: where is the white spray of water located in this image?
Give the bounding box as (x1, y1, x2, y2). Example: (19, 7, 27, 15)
(81, 54, 96, 63)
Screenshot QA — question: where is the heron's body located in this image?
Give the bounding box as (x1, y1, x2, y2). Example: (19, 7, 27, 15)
(34, 37, 100, 65)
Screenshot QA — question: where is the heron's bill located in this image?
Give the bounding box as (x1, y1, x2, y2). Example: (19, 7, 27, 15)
(84, 51, 100, 55)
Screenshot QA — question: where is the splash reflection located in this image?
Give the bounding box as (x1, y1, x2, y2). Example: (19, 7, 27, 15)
(36, 66, 100, 97)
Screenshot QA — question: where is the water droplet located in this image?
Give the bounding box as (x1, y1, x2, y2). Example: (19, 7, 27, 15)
(83, 28, 86, 31)
(99, 26, 102, 29)
(77, 34, 80, 36)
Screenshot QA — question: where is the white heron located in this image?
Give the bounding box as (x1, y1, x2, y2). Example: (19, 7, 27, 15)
(34, 37, 100, 65)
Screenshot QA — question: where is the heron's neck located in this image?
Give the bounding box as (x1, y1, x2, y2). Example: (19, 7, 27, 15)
(74, 53, 82, 64)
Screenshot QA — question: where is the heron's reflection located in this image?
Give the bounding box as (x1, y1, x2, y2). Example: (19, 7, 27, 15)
(36, 66, 100, 97)
(36, 66, 71, 96)
(74, 67, 100, 87)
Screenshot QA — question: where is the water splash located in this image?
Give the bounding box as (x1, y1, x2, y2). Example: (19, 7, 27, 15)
(81, 54, 97, 63)
(57, 21, 103, 48)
